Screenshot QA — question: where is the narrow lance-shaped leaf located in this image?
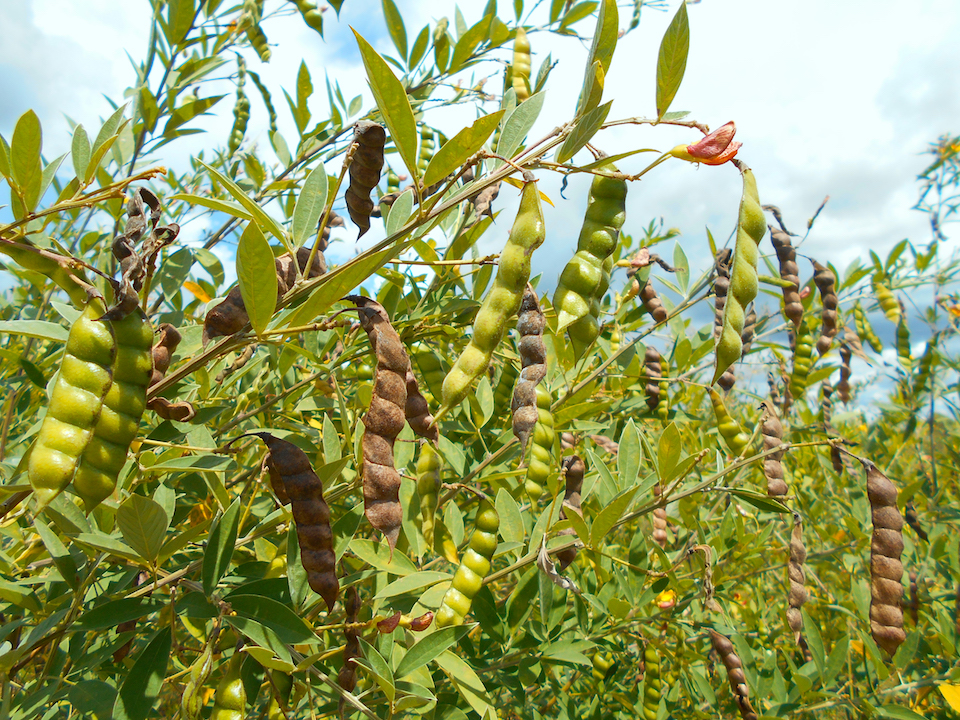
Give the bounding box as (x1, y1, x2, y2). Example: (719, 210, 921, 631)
(575, 0, 619, 117)
(382, 0, 408, 60)
(113, 628, 172, 720)
(423, 111, 503, 188)
(655, 2, 689, 120)
(236, 221, 279, 336)
(292, 164, 329, 248)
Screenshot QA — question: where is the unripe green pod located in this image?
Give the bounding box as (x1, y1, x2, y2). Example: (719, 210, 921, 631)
(418, 126, 436, 178)
(554, 167, 627, 335)
(440, 173, 545, 416)
(416, 444, 441, 548)
(713, 162, 765, 385)
(710, 388, 749, 456)
(245, 23, 271, 62)
(493, 358, 520, 417)
(873, 277, 901, 324)
(787, 318, 816, 406)
(913, 334, 938, 396)
(181, 642, 215, 720)
(569, 255, 614, 358)
(592, 652, 614, 684)
(210, 655, 246, 720)
(896, 317, 912, 373)
(511, 28, 532, 102)
(266, 670, 293, 720)
(525, 385, 555, 502)
(853, 301, 883, 353)
(642, 644, 661, 720)
(436, 499, 499, 626)
(292, 0, 324, 34)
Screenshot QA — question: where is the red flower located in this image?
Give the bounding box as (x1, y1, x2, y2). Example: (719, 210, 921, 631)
(669, 121, 741, 165)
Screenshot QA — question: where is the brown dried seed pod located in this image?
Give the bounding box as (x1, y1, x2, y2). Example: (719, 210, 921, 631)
(345, 121, 386, 237)
(787, 514, 808, 647)
(262, 453, 289, 505)
(812, 260, 839, 355)
(714, 250, 735, 392)
(511, 285, 547, 452)
(148, 398, 197, 422)
(838, 343, 853, 403)
(338, 586, 361, 714)
(256, 432, 338, 610)
(767, 372, 782, 408)
(760, 402, 786, 497)
(708, 629, 759, 720)
(903, 502, 928, 542)
(740, 304, 757, 356)
(146, 324, 197, 421)
(555, 455, 585, 571)
(865, 461, 905, 656)
(560, 432, 576, 450)
(404, 362, 439, 444)
(472, 179, 502, 220)
(639, 281, 668, 324)
(203, 246, 326, 345)
(770, 226, 802, 329)
(318, 210, 345, 252)
(347, 295, 408, 551)
(652, 484, 667, 549)
(589, 434, 619, 455)
(644, 346, 662, 412)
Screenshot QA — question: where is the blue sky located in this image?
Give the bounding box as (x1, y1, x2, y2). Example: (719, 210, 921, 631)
(2, 0, 958, 404)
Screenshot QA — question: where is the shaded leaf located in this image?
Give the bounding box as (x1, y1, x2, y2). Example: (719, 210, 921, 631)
(113, 628, 171, 720)
(395, 625, 473, 679)
(202, 500, 241, 596)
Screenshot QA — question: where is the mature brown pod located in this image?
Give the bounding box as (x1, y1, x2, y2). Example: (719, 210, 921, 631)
(812, 260, 839, 355)
(760, 402, 786, 497)
(202, 246, 325, 345)
(786, 514, 808, 647)
(146, 324, 197, 421)
(864, 461, 905, 656)
(714, 250, 736, 392)
(345, 121, 386, 237)
(404, 363, 439, 444)
(838, 343, 853, 403)
(709, 630, 759, 720)
(338, 586, 361, 715)
(770, 226, 802, 329)
(589, 434, 619, 455)
(472, 179, 502, 220)
(740, 304, 757, 356)
(347, 295, 408, 550)
(638, 280, 668, 326)
(255, 432, 338, 610)
(511, 285, 547, 451)
(652, 484, 668, 549)
(644, 346, 662, 412)
(903, 502, 928, 542)
(318, 210, 345, 252)
(555, 455, 585, 571)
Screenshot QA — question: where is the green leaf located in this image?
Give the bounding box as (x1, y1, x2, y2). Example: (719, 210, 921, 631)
(116, 495, 169, 564)
(353, 29, 420, 182)
(77, 598, 165, 630)
(395, 625, 473, 679)
(286, 523, 310, 609)
(657, 422, 681, 483)
(382, 0, 408, 60)
(227, 595, 314, 644)
(435, 650, 495, 718)
(375, 571, 452, 599)
(33, 518, 78, 589)
(0, 320, 68, 343)
(801, 608, 826, 679)
(495, 91, 546, 165)
(203, 500, 241, 596)
(617, 420, 641, 489)
(495, 488, 524, 544)
(357, 637, 396, 703)
(423, 112, 503, 188)
(200, 160, 288, 246)
(236, 221, 278, 336)
(70, 124, 91, 181)
(655, 1, 689, 120)
(169, 192, 253, 222)
(556, 100, 612, 164)
(225, 615, 293, 665)
(449, 17, 489, 73)
(70, 680, 117, 719)
(878, 706, 927, 720)
(145, 454, 233, 472)
(292, 164, 328, 249)
(409, 25, 430, 68)
(157, 517, 211, 565)
(385, 188, 416, 236)
(11, 110, 42, 212)
(349, 538, 417, 576)
(574, 0, 618, 116)
(727, 488, 791, 514)
(113, 628, 171, 720)
(590, 485, 639, 546)
(73, 532, 140, 562)
(92, 104, 127, 157)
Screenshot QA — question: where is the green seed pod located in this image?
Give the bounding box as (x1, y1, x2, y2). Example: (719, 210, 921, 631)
(416, 444, 441, 549)
(554, 167, 628, 335)
(787, 317, 816, 407)
(525, 385, 555, 502)
(292, 0, 324, 34)
(896, 316, 912, 373)
(440, 173, 545, 416)
(228, 60, 249, 156)
(873, 277, 901, 324)
(418, 126, 436, 178)
(385, 165, 401, 195)
(569, 255, 614, 358)
(245, 23, 271, 62)
(181, 642, 215, 720)
(713, 161, 765, 385)
(710, 388, 749, 457)
(853, 301, 883, 353)
(511, 28, 532, 102)
(913, 334, 938, 396)
(436, 499, 499, 626)
(266, 670, 293, 720)
(642, 644, 661, 720)
(591, 652, 615, 684)
(210, 655, 246, 720)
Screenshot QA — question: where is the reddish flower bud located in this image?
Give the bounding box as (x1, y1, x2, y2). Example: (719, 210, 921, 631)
(669, 121, 741, 165)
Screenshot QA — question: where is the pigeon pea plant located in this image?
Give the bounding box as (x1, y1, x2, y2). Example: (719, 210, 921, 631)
(0, 1, 958, 719)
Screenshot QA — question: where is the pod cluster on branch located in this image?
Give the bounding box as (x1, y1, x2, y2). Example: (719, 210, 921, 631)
(511, 285, 547, 452)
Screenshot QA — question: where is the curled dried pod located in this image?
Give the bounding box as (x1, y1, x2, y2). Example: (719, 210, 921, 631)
(903, 502, 928, 542)
(347, 295, 408, 550)
(838, 343, 853, 403)
(560, 432, 576, 450)
(589, 434, 618, 455)
(254, 432, 338, 610)
(149, 324, 181, 387)
(318, 210, 345, 252)
(471, 179, 501, 220)
(812, 259, 839, 355)
(639, 281, 668, 324)
(787, 514, 808, 647)
(769, 225, 802, 329)
(708, 629, 759, 720)
(864, 461, 905, 656)
(760, 402, 786, 497)
(652, 484, 668, 549)
(555, 455, 585, 571)
(511, 285, 547, 452)
(203, 246, 325, 345)
(345, 121, 386, 237)
(644, 346, 662, 412)
(404, 362, 439, 444)
(149, 398, 197, 422)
